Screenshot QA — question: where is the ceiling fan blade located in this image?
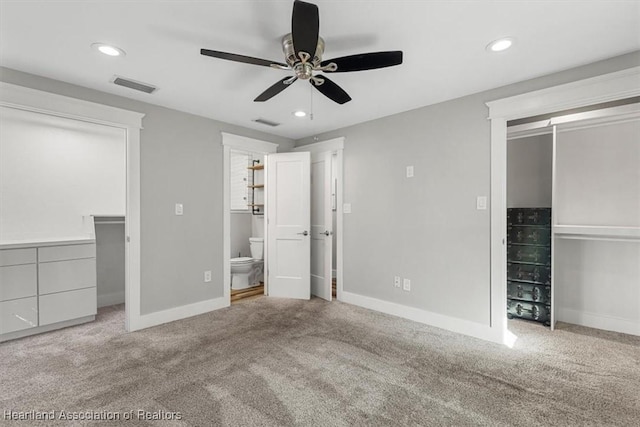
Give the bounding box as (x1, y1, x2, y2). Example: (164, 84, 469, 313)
(320, 51, 403, 72)
(292, 0, 319, 61)
(254, 77, 298, 102)
(201, 49, 288, 68)
(310, 75, 351, 105)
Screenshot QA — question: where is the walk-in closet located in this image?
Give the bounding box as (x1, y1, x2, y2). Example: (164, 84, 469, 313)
(506, 101, 640, 335)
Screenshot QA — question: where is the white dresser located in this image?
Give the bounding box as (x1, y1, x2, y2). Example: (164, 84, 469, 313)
(0, 238, 97, 342)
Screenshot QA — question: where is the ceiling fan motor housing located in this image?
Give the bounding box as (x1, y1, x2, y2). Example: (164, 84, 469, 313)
(282, 33, 324, 79)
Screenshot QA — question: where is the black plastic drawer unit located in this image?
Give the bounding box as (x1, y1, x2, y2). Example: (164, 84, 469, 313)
(507, 263, 552, 285)
(507, 281, 551, 304)
(507, 226, 552, 246)
(507, 208, 551, 226)
(506, 207, 552, 327)
(507, 245, 551, 265)
(507, 300, 551, 325)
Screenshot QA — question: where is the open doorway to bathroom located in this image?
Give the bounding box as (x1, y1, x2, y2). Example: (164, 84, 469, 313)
(229, 151, 265, 303)
(222, 133, 279, 306)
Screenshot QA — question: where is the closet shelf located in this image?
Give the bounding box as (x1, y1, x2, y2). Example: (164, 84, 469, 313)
(554, 225, 640, 241)
(247, 164, 264, 170)
(248, 184, 264, 189)
(248, 204, 264, 207)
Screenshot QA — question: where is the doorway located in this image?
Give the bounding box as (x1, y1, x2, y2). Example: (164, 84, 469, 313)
(487, 67, 640, 345)
(294, 137, 345, 302)
(222, 133, 279, 306)
(0, 82, 143, 334)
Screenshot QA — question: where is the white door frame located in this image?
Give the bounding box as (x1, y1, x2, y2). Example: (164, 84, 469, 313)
(486, 66, 640, 345)
(294, 137, 345, 300)
(222, 133, 279, 305)
(0, 82, 144, 332)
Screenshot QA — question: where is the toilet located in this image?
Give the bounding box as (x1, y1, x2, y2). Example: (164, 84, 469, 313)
(230, 237, 264, 290)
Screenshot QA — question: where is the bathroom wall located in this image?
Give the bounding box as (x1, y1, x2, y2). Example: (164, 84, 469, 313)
(230, 213, 251, 258)
(251, 215, 264, 239)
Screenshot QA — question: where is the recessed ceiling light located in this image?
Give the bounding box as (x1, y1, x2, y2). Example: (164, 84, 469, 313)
(91, 43, 126, 57)
(293, 111, 307, 118)
(487, 37, 514, 53)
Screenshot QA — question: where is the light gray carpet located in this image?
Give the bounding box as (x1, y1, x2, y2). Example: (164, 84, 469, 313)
(1, 297, 639, 426)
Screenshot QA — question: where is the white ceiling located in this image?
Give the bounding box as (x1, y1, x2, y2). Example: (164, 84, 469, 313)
(1, 1, 639, 140)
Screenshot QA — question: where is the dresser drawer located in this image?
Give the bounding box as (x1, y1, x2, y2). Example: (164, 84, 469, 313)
(507, 299, 550, 324)
(0, 248, 36, 267)
(39, 287, 96, 326)
(507, 208, 551, 226)
(507, 263, 551, 285)
(0, 264, 37, 301)
(38, 243, 96, 263)
(0, 297, 38, 334)
(507, 226, 551, 246)
(507, 281, 551, 304)
(507, 245, 551, 265)
(39, 258, 96, 295)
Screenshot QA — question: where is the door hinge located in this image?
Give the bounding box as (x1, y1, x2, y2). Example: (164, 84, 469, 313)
(127, 236, 131, 243)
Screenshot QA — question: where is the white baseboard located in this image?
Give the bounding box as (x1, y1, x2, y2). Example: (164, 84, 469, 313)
(340, 291, 502, 344)
(97, 290, 125, 308)
(557, 307, 639, 336)
(130, 296, 229, 331)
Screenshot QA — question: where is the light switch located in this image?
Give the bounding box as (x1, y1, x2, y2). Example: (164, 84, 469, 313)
(175, 203, 184, 215)
(406, 166, 414, 178)
(476, 196, 487, 210)
(343, 203, 352, 214)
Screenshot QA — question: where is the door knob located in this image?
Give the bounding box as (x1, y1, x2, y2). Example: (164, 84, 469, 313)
(320, 230, 333, 236)
(297, 231, 309, 236)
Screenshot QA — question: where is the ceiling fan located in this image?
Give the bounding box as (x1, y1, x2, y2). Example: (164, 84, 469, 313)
(200, 0, 403, 105)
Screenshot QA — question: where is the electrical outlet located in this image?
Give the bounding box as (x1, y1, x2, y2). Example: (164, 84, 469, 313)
(175, 203, 184, 215)
(403, 278, 411, 291)
(204, 270, 212, 282)
(394, 276, 401, 288)
(343, 203, 352, 214)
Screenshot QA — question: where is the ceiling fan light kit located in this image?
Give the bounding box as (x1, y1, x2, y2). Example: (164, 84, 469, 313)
(200, 0, 404, 105)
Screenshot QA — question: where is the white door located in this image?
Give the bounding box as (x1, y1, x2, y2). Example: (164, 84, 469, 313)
(266, 152, 311, 299)
(310, 151, 333, 301)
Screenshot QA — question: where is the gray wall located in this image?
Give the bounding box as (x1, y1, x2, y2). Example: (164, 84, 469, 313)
(0, 67, 294, 315)
(297, 51, 640, 326)
(507, 134, 553, 208)
(230, 213, 251, 258)
(95, 222, 126, 308)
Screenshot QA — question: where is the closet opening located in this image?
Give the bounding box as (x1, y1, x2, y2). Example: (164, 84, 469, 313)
(505, 102, 640, 336)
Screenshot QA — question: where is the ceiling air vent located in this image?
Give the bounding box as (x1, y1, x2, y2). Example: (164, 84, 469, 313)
(252, 118, 280, 127)
(112, 76, 157, 94)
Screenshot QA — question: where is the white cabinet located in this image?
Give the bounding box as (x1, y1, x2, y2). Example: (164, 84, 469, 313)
(39, 288, 97, 326)
(0, 264, 37, 301)
(0, 297, 37, 334)
(0, 240, 97, 341)
(0, 247, 38, 334)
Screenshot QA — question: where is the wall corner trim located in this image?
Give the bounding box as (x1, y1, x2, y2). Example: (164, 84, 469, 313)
(129, 296, 228, 332)
(341, 291, 503, 344)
